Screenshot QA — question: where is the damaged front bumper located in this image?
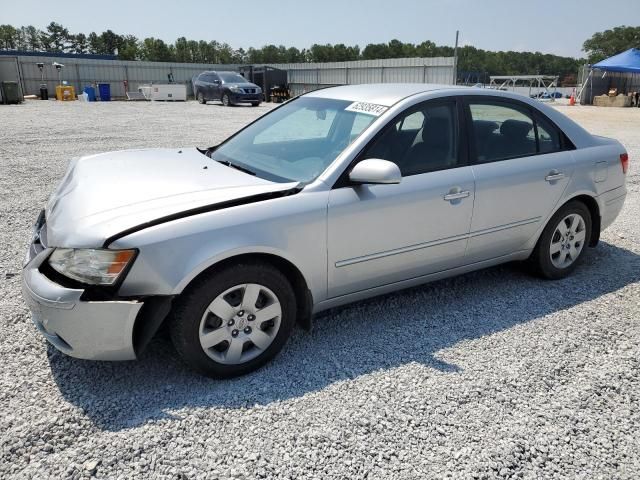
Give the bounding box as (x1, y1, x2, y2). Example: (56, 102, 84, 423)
(21, 213, 144, 361)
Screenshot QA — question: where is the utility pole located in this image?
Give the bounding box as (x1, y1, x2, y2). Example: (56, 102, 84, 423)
(454, 30, 459, 85)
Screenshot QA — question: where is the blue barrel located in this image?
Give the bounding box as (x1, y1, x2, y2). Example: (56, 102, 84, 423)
(98, 83, 111, 101)
(83, 86, 96, 101)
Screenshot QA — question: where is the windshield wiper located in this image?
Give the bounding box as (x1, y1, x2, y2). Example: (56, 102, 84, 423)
(215, 159, 257, 176)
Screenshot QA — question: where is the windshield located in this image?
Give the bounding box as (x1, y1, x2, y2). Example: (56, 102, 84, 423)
(211, 97, 379, 183)
(219, 72, 249, 83)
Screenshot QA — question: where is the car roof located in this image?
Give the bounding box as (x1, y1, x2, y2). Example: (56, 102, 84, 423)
(201, 71, 238, 75)
(305, 83, 468, 107)
(305, 83, 596, 149)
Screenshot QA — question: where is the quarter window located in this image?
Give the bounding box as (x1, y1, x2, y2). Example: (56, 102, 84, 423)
(361, 102, 459, 176)
(469, 102, 536, 163)
(535, 115, 562, 153)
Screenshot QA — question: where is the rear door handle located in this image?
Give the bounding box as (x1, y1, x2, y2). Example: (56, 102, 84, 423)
(545, 171, 565, 182)
(443, 190, 470, 201)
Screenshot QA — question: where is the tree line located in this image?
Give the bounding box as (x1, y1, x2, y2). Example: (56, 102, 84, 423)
(0, 22, 637, 82)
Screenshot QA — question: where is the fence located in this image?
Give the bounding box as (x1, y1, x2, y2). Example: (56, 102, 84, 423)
(0, 52, 455, 100)
(269, 57, 455, 96)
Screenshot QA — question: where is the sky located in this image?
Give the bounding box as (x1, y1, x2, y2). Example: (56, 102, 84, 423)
(3, 0, 637, 58)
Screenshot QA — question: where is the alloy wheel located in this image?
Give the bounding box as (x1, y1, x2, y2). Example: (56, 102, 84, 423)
(549, 213, 586, 269)
(199, 283, 282, 365)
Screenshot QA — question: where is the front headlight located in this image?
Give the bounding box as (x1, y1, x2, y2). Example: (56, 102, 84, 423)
(48, 248, 137, 286)
(229, 86, 243, 93)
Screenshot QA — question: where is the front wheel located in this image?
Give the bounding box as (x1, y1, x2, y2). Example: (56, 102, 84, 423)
(197, 91, 205, 104)
(221, 93, 233, 106)
(528, 201, 592, 279)
(170, 263, 296, 378)
(251, 102, 261, 107)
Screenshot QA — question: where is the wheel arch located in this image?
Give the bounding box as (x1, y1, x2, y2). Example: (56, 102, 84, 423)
(529, 192, 601, 254)
(563, 194, 601, 247)
(177, 252, 313, 330)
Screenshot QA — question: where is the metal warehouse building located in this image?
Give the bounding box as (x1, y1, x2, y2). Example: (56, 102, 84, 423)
(267, 57, 455, 96)
(0, 51, 455, 100)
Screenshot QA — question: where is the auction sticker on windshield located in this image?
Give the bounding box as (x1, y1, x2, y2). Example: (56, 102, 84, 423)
(345, 102, 388, 116)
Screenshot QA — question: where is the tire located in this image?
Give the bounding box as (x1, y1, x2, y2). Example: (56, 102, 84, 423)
(221, 93, 233, 106)
(170, 262, 296, 378)
(528, 201, 592, 279)
(197, 91, 205, 104)
(251, 102, 261, 107)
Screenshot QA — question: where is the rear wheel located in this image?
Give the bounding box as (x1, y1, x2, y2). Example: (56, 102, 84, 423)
(170, 263, 296, 378)
(528, 201, 592, 279)
(197, 91, 205, 104)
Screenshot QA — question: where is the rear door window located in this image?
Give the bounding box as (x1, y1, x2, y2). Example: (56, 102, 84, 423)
(468, 102, 536, 163)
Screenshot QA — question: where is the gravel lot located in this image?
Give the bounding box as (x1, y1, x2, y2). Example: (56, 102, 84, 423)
(1, 99, 639, 479)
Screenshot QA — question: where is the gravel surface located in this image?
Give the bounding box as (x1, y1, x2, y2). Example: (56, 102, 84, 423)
(1, 100, 639, 479)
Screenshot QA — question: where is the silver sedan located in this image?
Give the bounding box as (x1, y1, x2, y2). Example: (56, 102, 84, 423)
(22, 84, 628, 377)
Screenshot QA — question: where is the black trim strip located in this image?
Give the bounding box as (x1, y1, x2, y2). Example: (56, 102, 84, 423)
(103, 186, 302, 248)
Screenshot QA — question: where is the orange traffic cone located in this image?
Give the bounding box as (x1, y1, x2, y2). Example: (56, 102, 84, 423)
(569, 89, 576, 106)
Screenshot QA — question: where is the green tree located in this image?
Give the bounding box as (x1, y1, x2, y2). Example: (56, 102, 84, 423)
(99, 29, 121, 55)
(118, 35, 139, 60)
(24, 25, 41, 51)
(309, 44, 336, 62)
(139, 37, 174, 62)
(70, 33, 88, 54)
(87, 32, 102, 54)
(174, 36, 191, 62)
(583, 25, 640, 63)
(362, 42, 389, 59)
(0, 24, 18, 49)
(42, 22, 69, 52)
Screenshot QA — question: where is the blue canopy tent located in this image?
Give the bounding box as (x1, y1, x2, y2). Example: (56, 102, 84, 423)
(593, 48, 640, 73)
(579, 48, 640, 104)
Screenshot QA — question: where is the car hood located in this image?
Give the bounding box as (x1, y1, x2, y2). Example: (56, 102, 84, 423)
(229, 82, 260, 90)
(45, 148, 298, 247)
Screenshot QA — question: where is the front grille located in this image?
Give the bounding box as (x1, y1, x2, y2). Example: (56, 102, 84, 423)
(244, 88, 256, 94)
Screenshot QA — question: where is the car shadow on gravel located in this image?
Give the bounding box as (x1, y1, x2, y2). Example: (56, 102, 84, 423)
(47, 241, 640, 431)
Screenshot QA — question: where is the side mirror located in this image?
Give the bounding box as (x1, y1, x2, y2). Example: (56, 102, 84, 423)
(349, 159, 401, 185)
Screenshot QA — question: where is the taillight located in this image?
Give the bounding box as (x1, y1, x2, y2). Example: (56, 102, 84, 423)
(620, 153, 629, 174)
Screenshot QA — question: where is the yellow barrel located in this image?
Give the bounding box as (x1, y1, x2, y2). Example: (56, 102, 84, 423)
(55, 85, 76, 101)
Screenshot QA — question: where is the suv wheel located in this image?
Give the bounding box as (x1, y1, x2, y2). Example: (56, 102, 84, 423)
(528, 201, 592, 279)
(222, 93, 233, 106)
(170, 263, 296, 378)
(197, 91, 205, 104)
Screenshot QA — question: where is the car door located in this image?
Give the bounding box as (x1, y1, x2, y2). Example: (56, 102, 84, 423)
(464, 97, 575, 262)
(327, 98, 475, 298)
(209, 74, 221, 99)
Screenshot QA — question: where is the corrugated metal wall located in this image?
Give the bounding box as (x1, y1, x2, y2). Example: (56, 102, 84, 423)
(4, 54, 454, 99)
(269, 57, 455, 97)
(11, 55, 244, 97)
